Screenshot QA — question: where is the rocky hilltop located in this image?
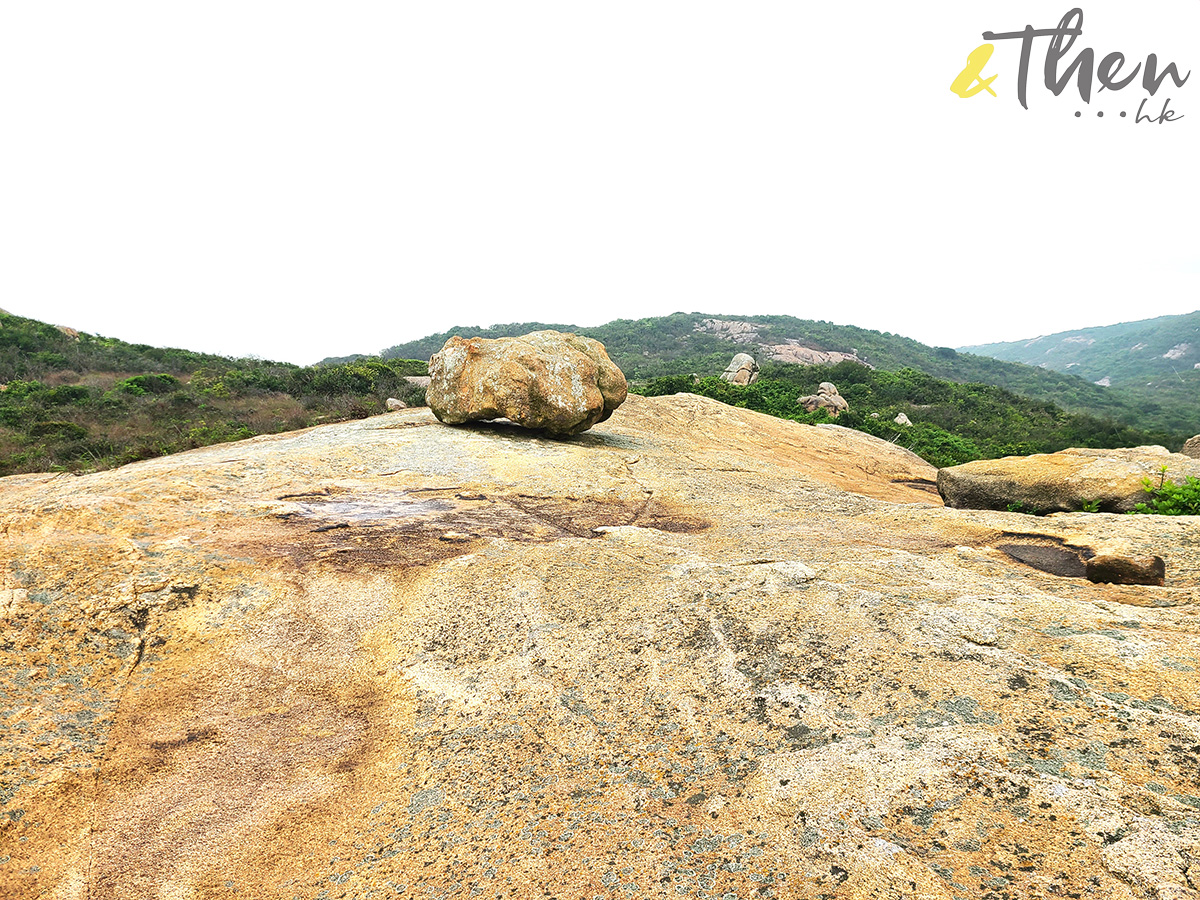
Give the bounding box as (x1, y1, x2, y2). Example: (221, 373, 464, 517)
(3, 394, 1200, 899)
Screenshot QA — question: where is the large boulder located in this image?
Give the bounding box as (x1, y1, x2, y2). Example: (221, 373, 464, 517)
(1182, 435, 1200, 459)
(797, 381, 849, 417)
(938, 446, 1200, 513)
(719, 352, 759, 385)
(427, 330, 627, 436)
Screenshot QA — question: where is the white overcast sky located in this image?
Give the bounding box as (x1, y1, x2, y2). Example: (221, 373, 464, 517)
(1, 2, 1196, 364)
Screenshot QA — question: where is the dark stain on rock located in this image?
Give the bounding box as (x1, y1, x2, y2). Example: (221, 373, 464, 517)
(891, 478, 940, 495)
(996, 536, 1095, 579)
(784, 722, 831, 749)
(148, 726, 220, 751)
(505, 494, 709, 537)
(251, 489, 706, 573)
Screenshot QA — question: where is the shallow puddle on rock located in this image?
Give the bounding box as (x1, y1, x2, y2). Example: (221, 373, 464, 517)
(294, 494, 452, 524)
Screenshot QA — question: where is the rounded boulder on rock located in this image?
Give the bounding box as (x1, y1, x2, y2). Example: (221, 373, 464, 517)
(1182, 435, 1200, 459)
(426, 330, 627, 436)
(719, 353, 759, 385)
(797, 381, 849, 417)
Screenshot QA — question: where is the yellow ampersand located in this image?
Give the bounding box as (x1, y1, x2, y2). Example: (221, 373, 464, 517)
(951, 43, 998, 98)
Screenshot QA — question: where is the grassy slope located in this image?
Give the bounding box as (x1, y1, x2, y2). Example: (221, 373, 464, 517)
(0, 311, 427, 476)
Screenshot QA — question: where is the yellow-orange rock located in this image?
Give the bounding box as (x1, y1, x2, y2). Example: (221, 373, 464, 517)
(427, 330, 627, 436)
(939, 445, 1200, 513)
(2, 394, 1199, 899)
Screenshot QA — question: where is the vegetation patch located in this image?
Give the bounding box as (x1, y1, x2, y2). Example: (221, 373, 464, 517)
(1129, 474, 1200, 516)
(0, 311, 428, 476)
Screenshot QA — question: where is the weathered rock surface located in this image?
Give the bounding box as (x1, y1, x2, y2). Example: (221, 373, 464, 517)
(939, 445, 1200, 513)
(427, 330, 627, 436)
(894, 412, 913, 427)
(797, 381, 849, 416)
(385, 397, 407, 411)
(1182, 435, 1200, 459)
(719, 352, 759, 385)
(3, 394, 1200, 899)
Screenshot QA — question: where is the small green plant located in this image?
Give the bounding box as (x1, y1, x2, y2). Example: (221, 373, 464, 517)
(1080, 498, 1102, 513)
(1006, 501, 1030, 514)
(1129, 474, 1200, 516)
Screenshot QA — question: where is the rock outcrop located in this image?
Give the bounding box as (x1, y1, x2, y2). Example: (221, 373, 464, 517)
(1182, 435, 1200, 459)
(719, 352, 759, 385)
(939, 445, 1200, 513)
(763, 343, 867, 368)
(3, 394, 1200, 900)
(426, 330, 627, 436)
(385, 397, 407, 411)
(694, 318, 761, 343)
(692, 319, 870, 368)
(797, 381, 849, 416)
(894, 412, 913, 426)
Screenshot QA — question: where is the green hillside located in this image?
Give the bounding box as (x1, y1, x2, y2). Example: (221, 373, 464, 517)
(3, 308, 1194, 479)
(372, 311, 1197, 435)
(0, 311, 427, 476)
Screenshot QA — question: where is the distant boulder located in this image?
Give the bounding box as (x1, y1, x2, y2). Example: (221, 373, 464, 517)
(938, 446, 1200, 513)
(427, 330, 627, 436)
(386, 398, 407, 411)
(1182, 435, 1200, 459)
(720, 353, 759, 385)
(894, 412, 913, 427)
(797, 381, 849, 417)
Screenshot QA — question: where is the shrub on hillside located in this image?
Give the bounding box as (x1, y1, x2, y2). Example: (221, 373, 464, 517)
(113, 373, 181, 396)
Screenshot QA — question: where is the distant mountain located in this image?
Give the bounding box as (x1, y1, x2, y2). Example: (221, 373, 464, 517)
(961, 311, 1200, 434)
(362, 311, 1197, 435)
(961, 311, 1200, 387)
